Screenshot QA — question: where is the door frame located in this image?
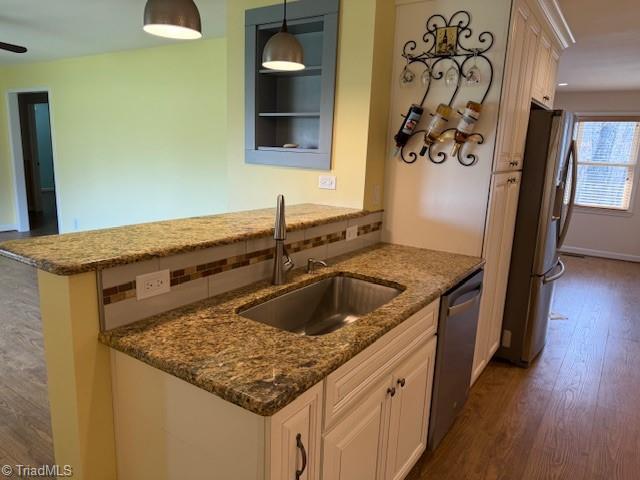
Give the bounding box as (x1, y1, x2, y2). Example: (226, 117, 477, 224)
(6, 87, 61, 232)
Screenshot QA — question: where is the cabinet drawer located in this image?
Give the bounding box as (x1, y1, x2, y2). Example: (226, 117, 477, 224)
(324, 299, 439, 430)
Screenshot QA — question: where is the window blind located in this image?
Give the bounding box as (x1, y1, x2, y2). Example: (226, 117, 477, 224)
(573, 120, 640, 211)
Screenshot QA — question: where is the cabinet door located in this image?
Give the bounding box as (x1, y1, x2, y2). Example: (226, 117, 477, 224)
(532, 34, 552, 105)
(322, 375, 393, 480)
(486, 173, 522, 357)
(385, 337, 437, 480)
(511, 16, 541, 163)
(545, 48, 560, 107)
(472, 172, 522, 383)
(494, 1, 530, 172)
(268, 382, 323, 480)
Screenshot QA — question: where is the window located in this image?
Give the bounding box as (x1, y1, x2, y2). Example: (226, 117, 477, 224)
(573, 119, 640, 211)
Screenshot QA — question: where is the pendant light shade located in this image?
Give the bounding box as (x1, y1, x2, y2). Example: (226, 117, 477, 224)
(262, 0, 305, 71)
(143, 0, 202, 40)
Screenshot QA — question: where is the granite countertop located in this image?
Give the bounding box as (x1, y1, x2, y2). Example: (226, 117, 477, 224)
(100, 243, 484, 416)
(0, 204, 369, 275)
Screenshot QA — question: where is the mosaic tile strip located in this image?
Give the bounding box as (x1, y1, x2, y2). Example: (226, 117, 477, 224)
(102, 221, 382, 305)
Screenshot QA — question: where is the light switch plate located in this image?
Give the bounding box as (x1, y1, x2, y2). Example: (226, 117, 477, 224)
(318, 175, 337, 190)
(346, 225, 358, 241)
(136, 270, 171, 300)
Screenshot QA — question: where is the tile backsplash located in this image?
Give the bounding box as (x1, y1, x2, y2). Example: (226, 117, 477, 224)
(100, 212, 383, 330)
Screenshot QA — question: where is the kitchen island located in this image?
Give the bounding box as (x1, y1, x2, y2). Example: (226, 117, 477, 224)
(0, 205, 482, 480)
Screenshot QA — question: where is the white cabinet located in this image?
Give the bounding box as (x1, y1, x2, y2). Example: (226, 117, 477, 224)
(322, 374, 393, 480)
(494, 0, 540, 172)
(322, 302, 439, 480)
(532, 34, 551, 104)
(385, 338, 436, 480)
(111, 300, 441, 480)
(472, 172, 521, 384)
(323, 337, 437, 480)
(267, 382, 324, 480)
(532, 33, 560, 108)
(546, 48, 560, 107)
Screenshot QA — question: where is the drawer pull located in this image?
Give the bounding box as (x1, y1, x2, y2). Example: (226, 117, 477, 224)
(397, 378, 406, 388)
(387, 387, 396, 397)
(295, 433, 307, 480)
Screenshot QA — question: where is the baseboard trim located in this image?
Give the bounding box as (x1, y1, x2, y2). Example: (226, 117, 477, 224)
(0, 224, 17, 233)
(559, 246, 640, 263)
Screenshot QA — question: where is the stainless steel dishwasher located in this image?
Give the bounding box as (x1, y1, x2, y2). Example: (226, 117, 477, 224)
(427, 269, 483, 450)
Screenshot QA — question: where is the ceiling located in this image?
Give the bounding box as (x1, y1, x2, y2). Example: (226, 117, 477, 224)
(0, 0, 227, 65)
(556, 0, 640, 91)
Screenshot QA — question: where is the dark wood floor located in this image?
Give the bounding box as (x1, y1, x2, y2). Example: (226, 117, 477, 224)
(410, 254, 640, 480)
(0, 253, 638, 478)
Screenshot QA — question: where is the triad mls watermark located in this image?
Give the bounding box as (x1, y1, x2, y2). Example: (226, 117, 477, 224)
(1, 464, 73, 478)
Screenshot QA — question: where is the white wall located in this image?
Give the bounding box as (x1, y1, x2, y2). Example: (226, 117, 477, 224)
(382, 0, 512, 257)
(555, 90, 640, 262)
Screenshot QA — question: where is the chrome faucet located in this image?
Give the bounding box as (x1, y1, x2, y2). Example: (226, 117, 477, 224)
(272, 195, 294, 285)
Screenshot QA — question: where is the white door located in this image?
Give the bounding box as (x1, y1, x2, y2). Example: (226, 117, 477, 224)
(494, 1, 531, 172)
(268, 382, 323, 480)
(385, 337, 437, 480)
(322, 375, 393, 480)
(532, 34, 552, 105)
(545, 48, 560, 107)
(472, 172, 522, 383)
(487, 173, 522, 357)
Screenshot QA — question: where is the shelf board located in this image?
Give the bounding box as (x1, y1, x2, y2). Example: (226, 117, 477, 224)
(257, 146, 319, 153)
(258, 112, 321, 117)
(258, 66, 322, 76)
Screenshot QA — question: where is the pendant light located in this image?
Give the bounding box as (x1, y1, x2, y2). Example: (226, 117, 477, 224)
(262, 0, 305, 71)
(143, 0, 202, 40)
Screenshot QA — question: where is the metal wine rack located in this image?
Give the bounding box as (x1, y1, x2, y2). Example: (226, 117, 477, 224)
(398, 10, 495, 166)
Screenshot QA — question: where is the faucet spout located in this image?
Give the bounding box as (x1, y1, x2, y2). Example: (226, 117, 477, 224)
(274, 194, 286, 241)
(272, 195, 294, 285)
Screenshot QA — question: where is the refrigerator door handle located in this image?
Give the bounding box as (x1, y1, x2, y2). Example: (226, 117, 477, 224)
(447, 287, 482, 316)
(543, 259, 566, 285)
(559, 140, 578, 247)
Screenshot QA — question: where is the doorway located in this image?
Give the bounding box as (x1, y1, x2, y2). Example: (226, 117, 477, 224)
(16, 92, 59, 236)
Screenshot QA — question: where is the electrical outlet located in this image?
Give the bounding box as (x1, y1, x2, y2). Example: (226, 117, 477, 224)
(501, 330, 512, 348)
(318, 175, 337, 190)
(346, 225, 358, 241)
(136, 270, 171, 300)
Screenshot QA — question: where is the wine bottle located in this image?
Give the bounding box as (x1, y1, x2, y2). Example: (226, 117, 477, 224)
(394, 104, 424, 154)
(451, 101, 482, 156)
(420, 103, 453, 155)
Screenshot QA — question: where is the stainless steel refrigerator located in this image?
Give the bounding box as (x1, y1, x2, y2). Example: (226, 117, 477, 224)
(497, 107, 577, 366)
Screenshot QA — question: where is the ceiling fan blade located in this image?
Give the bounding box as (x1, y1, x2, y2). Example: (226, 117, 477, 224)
(0, 41, 27, 53)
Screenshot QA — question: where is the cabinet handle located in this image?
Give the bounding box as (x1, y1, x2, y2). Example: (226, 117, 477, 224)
(543, 95, 550, 101)
(387, 387, 396, 397)
(397, 378, 406, 388)
(295, 433, 307, 480)
(509, 161, 519, 167)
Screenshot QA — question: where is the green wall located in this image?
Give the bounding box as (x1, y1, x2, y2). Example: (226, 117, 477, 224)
(0, 38, 228, 232)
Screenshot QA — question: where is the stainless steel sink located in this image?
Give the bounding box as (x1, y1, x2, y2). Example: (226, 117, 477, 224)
(238, 275, 403, 336)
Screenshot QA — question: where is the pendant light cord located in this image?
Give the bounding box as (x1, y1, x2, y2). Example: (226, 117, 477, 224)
(282, 0, 288, 31)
